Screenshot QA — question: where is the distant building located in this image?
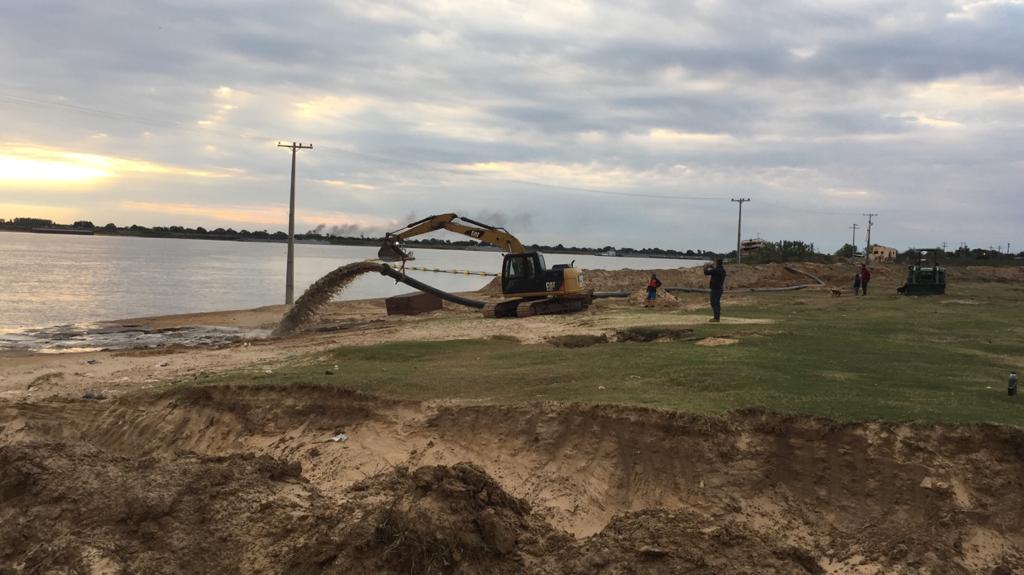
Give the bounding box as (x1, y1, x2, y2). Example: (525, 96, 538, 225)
(13, 217, 53, 227)
(869, 244, 897, 262)
(741, 238, 768, 254)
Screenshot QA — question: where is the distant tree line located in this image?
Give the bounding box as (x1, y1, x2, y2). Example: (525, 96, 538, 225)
(3, 217, 1020, 263)
(743, 240, 828, 264)
(0, 217, 709, 257)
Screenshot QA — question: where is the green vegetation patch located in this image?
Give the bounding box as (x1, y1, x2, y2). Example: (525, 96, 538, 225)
(204, 282, 1023, 425)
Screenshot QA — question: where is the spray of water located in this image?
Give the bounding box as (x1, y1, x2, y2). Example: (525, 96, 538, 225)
(272, 260, 385, 337)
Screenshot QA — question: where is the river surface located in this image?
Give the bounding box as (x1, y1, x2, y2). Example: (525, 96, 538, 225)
(0, 233, 702, 330)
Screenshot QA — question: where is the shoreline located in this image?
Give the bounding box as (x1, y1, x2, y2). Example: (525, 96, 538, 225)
(0, 226, 706, 260)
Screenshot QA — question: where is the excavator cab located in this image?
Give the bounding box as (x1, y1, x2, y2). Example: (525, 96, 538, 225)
(502, 252, 564, 295)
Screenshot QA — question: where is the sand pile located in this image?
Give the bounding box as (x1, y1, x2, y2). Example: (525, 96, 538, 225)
(583, 263, 818, 292)
(947, 265, 1024, 283)
(0, 442, 323, 574)
(626, 287, 683, 307)
(571, 509, 824, 574)
(2, 386, 1022, 573)
(336, 463, 570, 574)
(465, 263, 1020, 299)
(0, 443, 826, 575)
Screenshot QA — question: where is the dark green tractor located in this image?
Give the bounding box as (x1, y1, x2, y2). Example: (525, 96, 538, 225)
(901, 265, 946, 295)
(899, 250, 947, 295)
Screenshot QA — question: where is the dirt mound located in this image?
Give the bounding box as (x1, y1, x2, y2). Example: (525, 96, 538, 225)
(626, 287, 683, 307)
(583, 263, 827, 292)
(570, 262, 1024, 293)
(478, 276, 504, 296)
(0, 442, 321, 574)
(343, 262, 1020, 301)
(2, 386, 1023, 573)
(571, 509, 823, 574)
(0, 440, 823, 575)
(794, 262, 902, 288)
(339, 463, 569, 574)
(947, 265, 1024, 283)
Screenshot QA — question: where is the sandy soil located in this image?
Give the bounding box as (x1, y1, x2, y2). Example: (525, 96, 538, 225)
(1, 385, 1021, 573)
(0, 297, 769, 402)
(3, 262, 1015, 402)
(1, 263, 1022, 573)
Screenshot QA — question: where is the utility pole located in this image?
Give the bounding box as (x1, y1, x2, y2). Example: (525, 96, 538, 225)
(849, 223, 859, 253)
(731, 198, 750, 263)
(862, 213, 877, 264)
(278, 141, 313, 304)
(941, 241, 947, 252)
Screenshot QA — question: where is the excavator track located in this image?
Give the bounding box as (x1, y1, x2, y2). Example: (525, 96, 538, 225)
(481, 300, 523, 318)
(482, 297, 589, 318)
(518, 297, 587, 317)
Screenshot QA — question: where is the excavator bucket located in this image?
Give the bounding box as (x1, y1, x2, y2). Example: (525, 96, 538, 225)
(377, 239, 412, 262)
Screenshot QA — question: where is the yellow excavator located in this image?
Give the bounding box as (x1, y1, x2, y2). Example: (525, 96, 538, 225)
(378, 213, 592, 318)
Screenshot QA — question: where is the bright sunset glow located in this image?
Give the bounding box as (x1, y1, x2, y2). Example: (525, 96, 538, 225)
(0, 149, 114, 186)
(121, 200, 395, 229)
(0, 144, 225, 188)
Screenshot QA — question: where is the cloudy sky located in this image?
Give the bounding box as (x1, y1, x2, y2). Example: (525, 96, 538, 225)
(0, 0, 1021, 252)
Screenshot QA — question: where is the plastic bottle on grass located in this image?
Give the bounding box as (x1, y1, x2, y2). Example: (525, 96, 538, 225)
(1009, 371, 1017, 397)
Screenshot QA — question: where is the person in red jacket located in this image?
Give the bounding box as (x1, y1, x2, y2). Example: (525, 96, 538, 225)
(644, 273, 662, 307)
(859, 264, 872, 296)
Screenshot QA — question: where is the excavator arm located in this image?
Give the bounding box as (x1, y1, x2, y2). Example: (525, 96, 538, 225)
(378, 213, 525, 261)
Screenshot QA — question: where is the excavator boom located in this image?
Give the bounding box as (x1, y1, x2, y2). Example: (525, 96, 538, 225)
(378, 213, 525, 261)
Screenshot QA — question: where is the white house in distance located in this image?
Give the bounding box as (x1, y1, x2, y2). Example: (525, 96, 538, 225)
(869, 244, 897, 262)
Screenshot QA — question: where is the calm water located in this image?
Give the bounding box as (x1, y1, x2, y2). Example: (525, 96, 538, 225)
(0, 233, 702, 330)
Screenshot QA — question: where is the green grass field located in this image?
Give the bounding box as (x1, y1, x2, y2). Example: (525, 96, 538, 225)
(209, 282, 1024, 425)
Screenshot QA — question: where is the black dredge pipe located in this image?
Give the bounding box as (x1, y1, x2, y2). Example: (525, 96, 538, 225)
(593, 291, 631, 298)
(379, 264, 487, 309)
(664, 266, 826, 294)
(377, 265, 827, 306)
(381, 265, 630, 305)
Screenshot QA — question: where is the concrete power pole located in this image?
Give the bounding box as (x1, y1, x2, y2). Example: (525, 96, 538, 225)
(849, 223, 859, 254)
(862, 213, 878, 264)
(278, 141, 314, 304)
(731, 198, 750, 263)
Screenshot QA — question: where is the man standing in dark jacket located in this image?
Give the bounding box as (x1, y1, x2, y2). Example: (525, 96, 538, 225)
(859, 264, 871, 296)
(704, 258, 727, 322)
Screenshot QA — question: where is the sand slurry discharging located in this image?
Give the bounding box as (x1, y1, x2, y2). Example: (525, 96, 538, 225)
(1, 384, 1021, 574)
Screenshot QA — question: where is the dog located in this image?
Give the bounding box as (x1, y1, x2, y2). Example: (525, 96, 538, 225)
(896, 284, 907, 295)
(830, 287, 843, 297)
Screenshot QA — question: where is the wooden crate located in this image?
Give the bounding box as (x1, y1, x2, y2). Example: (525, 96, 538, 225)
(385, 291, 443, 316)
